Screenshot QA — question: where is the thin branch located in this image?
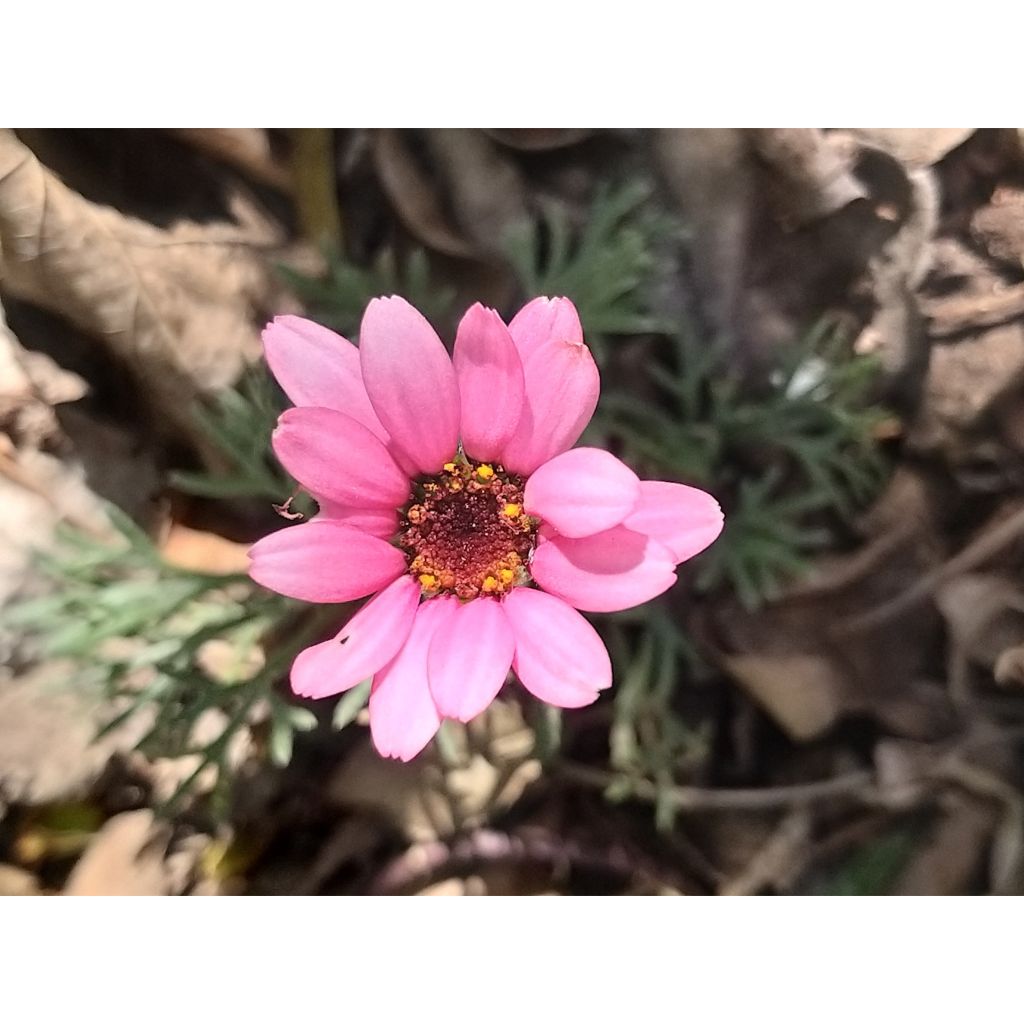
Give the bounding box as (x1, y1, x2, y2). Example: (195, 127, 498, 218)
(558, 762, 876, 811)
(834, 503, 1024, 637)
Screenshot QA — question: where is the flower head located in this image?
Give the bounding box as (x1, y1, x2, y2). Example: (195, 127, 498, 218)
(249, 297, 724, 760)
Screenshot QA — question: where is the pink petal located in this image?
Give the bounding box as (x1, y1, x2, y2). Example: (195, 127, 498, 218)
(530, 525, 677, 613)
(262, 316, 387, 439)
(291, 576, 420, 698)
(248, 521, 405, 603)
(359, 296, 460, 475)
(369, 598, 455, 761)
(508, 297, 584, 362)
(272, 407, 410, 510)
(524, 447, 640, 539)
(623, 481, 725, 564)
(314, 501, 398, 540)
(499, 330, 600, 477)
(453, 303, 525, 462)
(427, 597, 515, 722)
(503, 588, 611, 707)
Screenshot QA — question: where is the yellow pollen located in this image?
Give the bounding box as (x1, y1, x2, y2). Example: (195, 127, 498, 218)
(418, 573, 437, 589)
(503, 502, 521, 518)
(499, 568, 515, 584)
(443, 462, 457, 473)
(481, 575, 499, 593)
(476, 464, 495, 480)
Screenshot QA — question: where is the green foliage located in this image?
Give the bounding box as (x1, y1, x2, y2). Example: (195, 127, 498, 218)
(170, 367, 291, 503)
(603, 607, 710, 830)
(809, 823, 921, 895)
(174, 245, 457, 504)
(11, 507, 351, 811)
(279, 246, 455, 338)
(503, 180, 670, 361)
(598, 318, 890, 609)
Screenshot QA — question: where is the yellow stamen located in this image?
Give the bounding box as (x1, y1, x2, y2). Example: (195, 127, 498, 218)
(503, 502, 521, 518)
(476, 464, 495, 480)
(443, 462, 457, 473)
(499, 568, 515, 584)
(481, 575, 498, 593)
(418, 573, 437, 589)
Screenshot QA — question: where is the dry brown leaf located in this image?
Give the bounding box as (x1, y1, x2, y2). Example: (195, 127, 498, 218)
(654, 129, 756, 364)
(329, 699, 538, 842)
(722, 654, 851, 741)
(892, 794, 995, 895)
(159, 522, 250, 575)
(372, 129, 479, 259)
(0, 298, 87, 448)
(166, 129, 290, 191)
(0, 862, 40, 896)
(424, 129, 530, 259)
(0, 130, 278, 445)
(63, 810, 185, 896)
(0, 664, 148, 805)
(936, 574, 1024, 674)
(971, 184, 1024, 269)
(914, 322, 1024, 441)
(748, 128, 866, 225)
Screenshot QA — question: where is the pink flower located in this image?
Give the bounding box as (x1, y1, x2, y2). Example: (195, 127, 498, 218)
(249, 297, 724, 761)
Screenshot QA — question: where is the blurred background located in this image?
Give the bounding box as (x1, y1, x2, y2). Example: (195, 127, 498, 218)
(1, 127, 1023, 895)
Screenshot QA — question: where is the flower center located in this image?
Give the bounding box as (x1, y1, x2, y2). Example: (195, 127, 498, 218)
(399, 458, 536, 600)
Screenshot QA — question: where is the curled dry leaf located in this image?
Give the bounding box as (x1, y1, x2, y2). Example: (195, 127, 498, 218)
(748, 128, 866, 225)
(0, 298, 87, 448)
(372, 129, 479, 259)
(858, 167, 938, 403)
(0, 130, 278, 445)
(423, 129, 530, 258)
(844, 129, 974, 168)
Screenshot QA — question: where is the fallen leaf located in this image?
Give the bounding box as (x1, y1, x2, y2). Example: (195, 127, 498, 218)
(0, 130, 279, 446)
(0, 664, 147, 805)
(63, 809, 187, 896)
(0, 863, 41, 896)
(722, 654, 850, 741)
(971, 185, 1024, 269)
(372, 129, 479, 259)
(159, 523, 250, 575)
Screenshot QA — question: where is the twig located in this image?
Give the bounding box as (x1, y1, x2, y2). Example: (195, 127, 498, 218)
(718, 808, 813, 895)
(925, 282, 1024, 340)
(367, 827, 679, 896)
(833, 503, 1024, 637)
(558, 762, 875, 812)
